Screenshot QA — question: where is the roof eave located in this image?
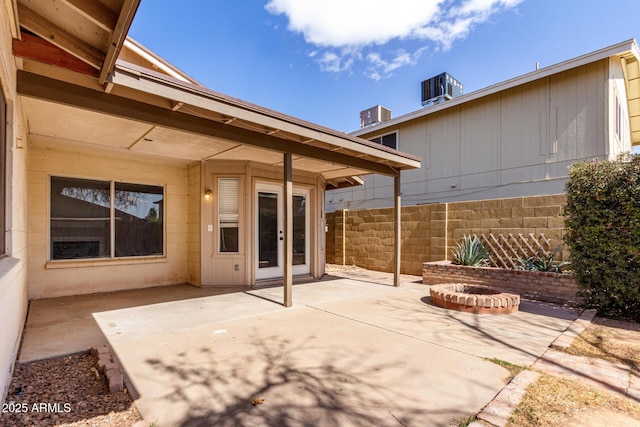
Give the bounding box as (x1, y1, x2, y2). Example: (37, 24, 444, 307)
(98, 0, 141, 84)
(110, 62, 421, 171)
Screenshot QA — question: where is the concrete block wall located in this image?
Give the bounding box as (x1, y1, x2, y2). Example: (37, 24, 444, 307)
(326, 194, 567, 275)
(325, 210, 336, 264)
(187, 163, 201, 286)
(0, 6, 29, 405)
(445, 195, 569, 262)
(326, 206, 432, 274)
(27, 147, 190, 298)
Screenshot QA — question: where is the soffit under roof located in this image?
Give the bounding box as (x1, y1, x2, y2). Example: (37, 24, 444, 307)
(15, 0, 140, 83)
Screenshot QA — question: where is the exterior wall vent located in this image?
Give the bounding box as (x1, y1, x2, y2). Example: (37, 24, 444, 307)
(360, 105, 392, 128)
(421, 73, 463, 106)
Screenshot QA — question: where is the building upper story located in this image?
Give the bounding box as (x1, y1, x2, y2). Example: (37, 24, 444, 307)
(327, 39, 640, 211)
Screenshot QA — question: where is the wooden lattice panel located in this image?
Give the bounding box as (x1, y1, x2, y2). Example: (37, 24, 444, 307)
(476, 233, 552, 269)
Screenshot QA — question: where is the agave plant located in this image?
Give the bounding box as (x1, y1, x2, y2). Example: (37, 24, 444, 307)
(517, 244, 571, 273)
(451, 235, 490, 266)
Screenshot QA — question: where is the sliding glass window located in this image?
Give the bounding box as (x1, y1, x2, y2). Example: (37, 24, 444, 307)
(50, 177, 164, 260)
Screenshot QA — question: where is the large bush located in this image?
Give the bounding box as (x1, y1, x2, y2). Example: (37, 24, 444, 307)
(564, 154, 640, 320)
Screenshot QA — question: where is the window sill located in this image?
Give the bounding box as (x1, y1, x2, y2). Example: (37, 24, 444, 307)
(45, 256, 167, 270)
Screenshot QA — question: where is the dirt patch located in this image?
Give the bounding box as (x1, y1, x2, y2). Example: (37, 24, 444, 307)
(1, 352, 141, 426)
(507, 374, 640, 427)
(508, 316, 640, 426)
(564, 317, 640, 371)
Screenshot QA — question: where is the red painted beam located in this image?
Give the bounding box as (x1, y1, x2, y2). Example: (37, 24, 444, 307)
(13, 32, 99, 77)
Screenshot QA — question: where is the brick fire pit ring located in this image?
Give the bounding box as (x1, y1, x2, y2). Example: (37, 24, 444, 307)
(429, 283, 520, 314)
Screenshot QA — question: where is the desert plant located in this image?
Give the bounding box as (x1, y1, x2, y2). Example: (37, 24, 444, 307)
(451, 235, 490, 266)
(517, 244, 571, 273)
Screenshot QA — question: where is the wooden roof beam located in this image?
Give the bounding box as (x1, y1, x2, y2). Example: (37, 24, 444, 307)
(17, 3, 104, 69)
(98, 0, 140, 84)
(13, 32, 99, 77)
(60, 0, 118, 33)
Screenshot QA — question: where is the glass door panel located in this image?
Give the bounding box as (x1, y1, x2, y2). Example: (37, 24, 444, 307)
(258, 192, 279, 269)
(292, 195, 306, 266)
(255, 183, 310, 280)
(255, 183, 283, 280)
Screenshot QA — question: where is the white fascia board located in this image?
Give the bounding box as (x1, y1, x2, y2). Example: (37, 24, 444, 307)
(123, 38, 202, 86)
(353, 39, 640, 137)
(110, 63, 421, 169)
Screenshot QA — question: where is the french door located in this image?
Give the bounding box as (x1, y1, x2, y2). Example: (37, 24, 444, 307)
(255, 182, 309, 280)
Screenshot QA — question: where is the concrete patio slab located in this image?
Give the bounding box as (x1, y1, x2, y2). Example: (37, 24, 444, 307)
(91, 276, 578, 426)
(19, 284, 245, 362)
(250, 280, 578, 366)
(97, 291, 508, 426)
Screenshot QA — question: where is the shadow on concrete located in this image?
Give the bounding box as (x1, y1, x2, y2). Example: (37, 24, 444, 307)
(417, 296, 635, 400)
(140, 333, 466, 427)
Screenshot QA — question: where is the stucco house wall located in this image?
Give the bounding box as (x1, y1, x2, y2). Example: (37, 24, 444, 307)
(27, 147, 190, 299)
(0, 5, 29, 405)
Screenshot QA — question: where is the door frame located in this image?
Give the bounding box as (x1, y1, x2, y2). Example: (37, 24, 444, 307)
(254, 181, 311, 281)
(255, 182, 283, 280)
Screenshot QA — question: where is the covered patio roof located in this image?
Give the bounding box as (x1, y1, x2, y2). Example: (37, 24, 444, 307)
(13, 0, 421, 184)
(11, 1, 420, 299)
(17, 62, 420, 186)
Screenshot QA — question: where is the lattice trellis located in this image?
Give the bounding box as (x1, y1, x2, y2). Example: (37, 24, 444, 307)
(475, 233, 553, 269)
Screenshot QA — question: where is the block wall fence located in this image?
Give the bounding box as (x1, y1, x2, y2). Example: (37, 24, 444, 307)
(325, 194, 568, 276)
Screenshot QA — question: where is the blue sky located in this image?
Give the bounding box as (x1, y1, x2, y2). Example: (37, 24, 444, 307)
(129, 0, 640, 134)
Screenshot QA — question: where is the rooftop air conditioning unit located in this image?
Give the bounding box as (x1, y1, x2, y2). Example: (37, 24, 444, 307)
(360, 105, 392, 128)
(421, 72, 463, 106)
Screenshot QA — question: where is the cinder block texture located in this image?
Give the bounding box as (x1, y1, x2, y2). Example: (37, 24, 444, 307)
(326, 194, 567, 276)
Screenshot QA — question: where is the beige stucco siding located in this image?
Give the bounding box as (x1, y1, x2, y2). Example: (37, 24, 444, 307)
(0, 5, 29, 405)
(27, 147, 190, 299)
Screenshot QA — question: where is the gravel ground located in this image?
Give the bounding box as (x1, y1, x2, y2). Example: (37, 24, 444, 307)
(1, 352, 141, 427)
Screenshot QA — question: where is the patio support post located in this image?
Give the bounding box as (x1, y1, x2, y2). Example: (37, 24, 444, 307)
(283, 152, 293, 307)
(393, 172, 401, 287)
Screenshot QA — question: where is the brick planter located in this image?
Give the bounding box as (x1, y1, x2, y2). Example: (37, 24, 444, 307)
(422, 261, 579, 305)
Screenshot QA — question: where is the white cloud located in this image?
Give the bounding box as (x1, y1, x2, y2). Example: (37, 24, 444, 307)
(265, 0, 522, 78)
(365, 50, 424, 80)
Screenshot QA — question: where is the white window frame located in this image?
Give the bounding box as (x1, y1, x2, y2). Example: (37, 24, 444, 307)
(218, 177, 240, 254)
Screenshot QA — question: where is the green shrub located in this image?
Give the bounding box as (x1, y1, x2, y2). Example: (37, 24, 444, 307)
(451, 235, 490, 266)
(564, 153, 640, 321)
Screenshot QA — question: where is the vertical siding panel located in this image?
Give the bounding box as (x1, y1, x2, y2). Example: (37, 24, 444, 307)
(460, 95, 499, 188)
(427, 108, 460, 192)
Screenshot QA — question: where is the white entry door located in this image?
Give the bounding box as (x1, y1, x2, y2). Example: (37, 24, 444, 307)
(255, 183, 310, 281)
